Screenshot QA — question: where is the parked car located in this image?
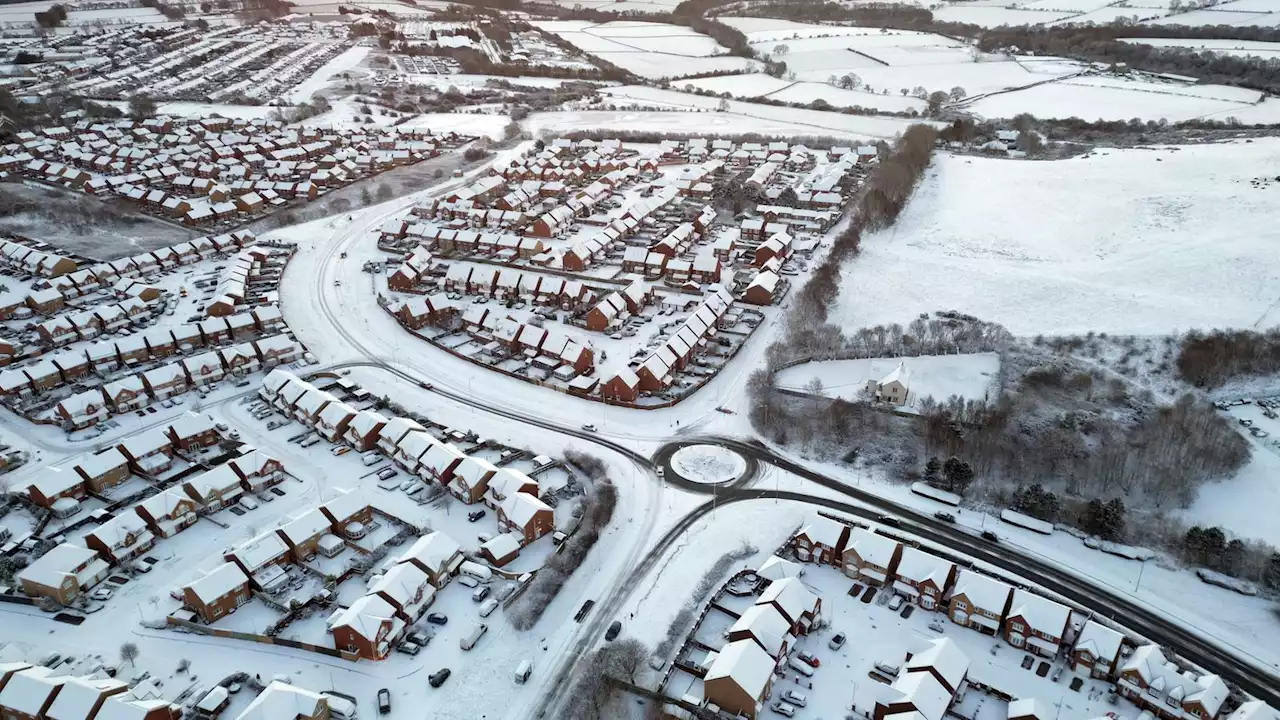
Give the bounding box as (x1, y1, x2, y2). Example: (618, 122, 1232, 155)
(472, 586, 491, 603)
(377, 468, 398, 481)
(467, 509, 486, 522)
(331, 446, 351, 457)
(605, 620, 622, 641)
(91, 588, 113, 601)
(796, 651, 819, 668)
(428, 669, 451, 688)
(239, 497, 259, 511)
(771, 700, 797, 717)
(580, 424, 597, 432)
(426, 613, 448, 626)
(888, 594, 904, 612)
(780, 690, 807, 708)
(377, 689, 390, 714)
(829, 632, 846, 651)
(395, 642, 420, 656)
(362, 452, 382, 466)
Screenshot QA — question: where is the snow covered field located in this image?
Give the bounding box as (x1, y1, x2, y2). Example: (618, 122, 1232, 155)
(832, 143, 1280, 337)
(283, 44, 370, 103)
(1184, 403, 1280, 546)
(532, 19, 759, 78)
(775, 353, 1001, 410)
(968, 75, 1268, 122)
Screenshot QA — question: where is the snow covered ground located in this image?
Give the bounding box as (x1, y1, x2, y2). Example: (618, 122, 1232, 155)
(669, 445, 746, 484)
(283, 44, 370, 103)
(968, 75, 1269, 122)
(532, 19, 760, 79)
(775, 353, 1001, 410)
(832, 143, 1280, 337)
(1182, 402, 1280, 546)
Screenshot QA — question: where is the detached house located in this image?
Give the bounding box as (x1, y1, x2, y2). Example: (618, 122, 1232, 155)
(755, 577, 821, 636)
(947, 569, 1013, 636)
(73, 447, 130, 493)
(1117, 645, 1228, 720)
(1004, 589, 1072, 657)
(330, 594, 405, 660)
(1072, 619, 1126, 679)
(183, 465, 245, 513)
(17, 544, 109, 605)
(369, 562, 435, 623)
(396, 532, 463, 588)
(167, 412, 220, 451)
(84, 512, 155, 566)
(44, 676, 129, 720)
(702, 640, 775, 720)
(727, 603, 794, 661)
(276, 508, 333, 562)
(892, 546, 956, 611)
(841, 528, 902, 587)
(792, 514, 849, 565)
(497, 492, 555, 544)
(183, 561, 251, 623)
(135, 488, 201, 538)
(345, 409, 387, 451)
(117, 428, 174, 476)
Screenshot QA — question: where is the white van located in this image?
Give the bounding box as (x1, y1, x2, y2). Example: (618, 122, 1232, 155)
(514, 660, 532, 684)
(479, 598, 498, 617)
(459, 560, 492, 583)
(788, 658, 814, 677)
(460, 623, 488, 651)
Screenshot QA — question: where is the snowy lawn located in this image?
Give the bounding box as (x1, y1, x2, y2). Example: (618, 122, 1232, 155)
(283, 45, 371, 103)
(832, 144, 1280, 337)
(670, 445, 747, 484)
(774, 353, 1001, 411)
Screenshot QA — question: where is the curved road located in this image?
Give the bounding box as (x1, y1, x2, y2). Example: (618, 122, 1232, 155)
(278, 163, 1280, 716)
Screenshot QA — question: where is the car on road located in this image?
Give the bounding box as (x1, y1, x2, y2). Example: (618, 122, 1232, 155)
(828, 632, 846, 651)
(771, 701, 797, 717)
(877, 514, 901, 527)
(581, 424, 597, 432)
(605, 620, 622, 641)
(429, 669, 451, 688)
(377, 689, 390, 714)
(417, 381, 433, 390)
(426, 613, 448, 625)
(981, 530, 1000, 542)
(933, 511, 956, 523)
(467, 509, 486, 522)
(334, 281, 341, 287)
(780, 690, 807, 708)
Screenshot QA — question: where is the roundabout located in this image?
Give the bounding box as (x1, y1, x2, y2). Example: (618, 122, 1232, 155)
(655, 439, 759, 490)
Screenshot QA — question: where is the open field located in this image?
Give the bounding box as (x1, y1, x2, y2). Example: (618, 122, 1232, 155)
(532, 19, 760, 78)
(0, 183, 196, 260)
(833, 142, 1280, 337)
(1121, 37, 1280, 59)
(968, 74, 1269, 121)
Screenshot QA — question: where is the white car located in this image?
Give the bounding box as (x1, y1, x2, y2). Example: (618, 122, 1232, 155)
(91, 587, 113, 601)
(780, 690, 806, 708)
(239, 497, 259, 511)
(771, 701, 797, 717)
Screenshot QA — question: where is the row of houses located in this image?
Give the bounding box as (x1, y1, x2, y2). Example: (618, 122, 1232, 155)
(0, 238, 77, 278)
(49, 333, 299, 428)
(257, 371, 558, 540)
(2, 306, 287, 403)
(0, 663, 181, 720)
(205, 246, 284, 317)
(599, 287, 735, 402)
(381, 223, 547, 263)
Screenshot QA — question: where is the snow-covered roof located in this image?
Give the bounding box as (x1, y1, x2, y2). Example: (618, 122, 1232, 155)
(894, 546, 954, 590)
(846, 527, 899, 567)
(755, 576, 817, 623)
(1007, 698, 1051, 720)
(85, 512, 149, 550)
(380, 417, 424, 445)
(888, 669, 952, 720)
(398, 532, 460, 575)
(0, 666, 66, 716)
(1073, 619, 1124, 664)
(235, 682, 326, 720)
(905, 637, 969, 691)
(229, 531, 288, 572)
(74, 447, 128, 480)
(1120, 645, 1228, 715)
(331, 593, 399, 642)
(348, 409, 387, 438)
(230, 449, 279, 478)
(138, 488, 197, 520)
(482, 532, 521, 560)
(704, 639, 774, 700)
(950, 569, 1012, 612)
(879, 361, 911, 387)
(1230, 701, 1280, 720)
(318, 399, 356, 427)
(728, 603, 792, 658)
(369, 562, 432, 609)
(45, 676, 127, 720)
(1007, 589, 1070, 636)
(452, 455, 497, 488)
(797, 514, 847, 549)
(186, 464, 243, 499)
(168, 411, 216, 440)
(118, 427, 171, 458)
(279, 508, 332, 546)
(17, 543, 99, 589)
(260, 368, 296, 395)
(756, 555, 803, 582)
(185, 562, 249, 605)
(29, 466, 84, 498)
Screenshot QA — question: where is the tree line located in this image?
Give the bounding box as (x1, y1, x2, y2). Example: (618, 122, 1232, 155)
(1176, 327, 1280, 388)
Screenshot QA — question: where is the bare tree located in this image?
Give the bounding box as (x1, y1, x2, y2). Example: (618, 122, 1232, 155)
(120, 642, 139, 666)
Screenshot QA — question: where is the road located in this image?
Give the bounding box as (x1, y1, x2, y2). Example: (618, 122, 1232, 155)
(276, 158, 1280, 718)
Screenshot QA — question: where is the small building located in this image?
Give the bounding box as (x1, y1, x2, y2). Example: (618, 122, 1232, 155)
(792, 514, 848, 565)
(1071, 619, 1125, 679)
(1004, 589, 1071, 657)
(84, 512, 155, 566)
(330, 594, 405, 660)
(497, 493, 555, 545)
(841, 528, 902, 586)
(892, 546, 956, 611)
(396, 532, 464, 588)
(867, 362, 911, 406)
(368, 562, 435, 623)
(135, 488, 201, 538)
(754, 577, 821, 636)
